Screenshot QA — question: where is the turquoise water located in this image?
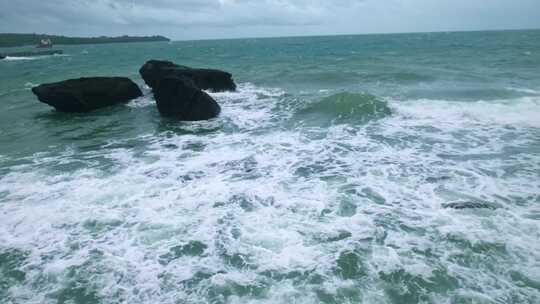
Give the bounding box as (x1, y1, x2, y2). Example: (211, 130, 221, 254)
(1, 30, 540, 303)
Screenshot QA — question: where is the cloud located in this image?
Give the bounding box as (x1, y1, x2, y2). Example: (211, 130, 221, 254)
(1, 0, 539, 39)
(1, 1, 357, 28)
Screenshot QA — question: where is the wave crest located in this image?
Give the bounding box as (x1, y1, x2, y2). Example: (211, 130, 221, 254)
(296, 92, 391, 125)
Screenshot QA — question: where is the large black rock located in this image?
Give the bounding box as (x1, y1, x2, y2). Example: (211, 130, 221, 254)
(32, 77, 142, 112)
(139, 60, 236, 92)
(154, 76, 221, 121)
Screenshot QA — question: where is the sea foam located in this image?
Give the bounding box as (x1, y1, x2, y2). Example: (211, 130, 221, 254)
(1, 83, 539, 303)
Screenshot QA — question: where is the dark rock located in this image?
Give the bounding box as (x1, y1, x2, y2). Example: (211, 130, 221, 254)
(32, 77, 142, 112)
(139, 60, 188, 89)
(443, 201, 497, 210)
(154, 76, 221, 120)
(139, 60, 236, 92)
(0, 54, 5, 60)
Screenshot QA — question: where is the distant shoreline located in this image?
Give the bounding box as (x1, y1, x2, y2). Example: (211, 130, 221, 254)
(0, 33, 170, 48)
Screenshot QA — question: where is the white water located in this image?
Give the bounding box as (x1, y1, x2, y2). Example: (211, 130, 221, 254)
(1, 84, 539, 303)
(1, 54, 69, 61)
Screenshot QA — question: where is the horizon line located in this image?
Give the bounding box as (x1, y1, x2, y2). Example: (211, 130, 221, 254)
(2, 27, 539, 44)
(171, 27, 540, 42)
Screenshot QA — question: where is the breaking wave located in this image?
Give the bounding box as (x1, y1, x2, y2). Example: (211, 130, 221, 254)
(295, 92, 391, 126)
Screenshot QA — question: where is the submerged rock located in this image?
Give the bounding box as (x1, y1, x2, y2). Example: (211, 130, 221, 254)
(32, 77, 142, 112)
(335, 251, 365, 279)
(159, 241, 208, 265)
(139, 60, 236, 92)
(154, 76, 221, 120)
(425, 176, 451, 183)
(443, 201, 497, 210)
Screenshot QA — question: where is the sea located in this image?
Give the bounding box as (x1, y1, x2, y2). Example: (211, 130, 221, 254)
(0, 30, 539, 304)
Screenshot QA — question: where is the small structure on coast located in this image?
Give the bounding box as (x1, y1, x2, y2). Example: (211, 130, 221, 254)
(37, 38, 53, 48)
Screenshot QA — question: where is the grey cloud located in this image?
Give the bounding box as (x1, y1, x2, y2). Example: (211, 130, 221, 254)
(0, 0, 539, 39)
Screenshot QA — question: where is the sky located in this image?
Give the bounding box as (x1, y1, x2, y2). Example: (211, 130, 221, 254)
(1, 0, 540, 40)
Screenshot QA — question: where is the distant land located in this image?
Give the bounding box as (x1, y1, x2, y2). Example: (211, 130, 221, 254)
(0, 33, 170, 48)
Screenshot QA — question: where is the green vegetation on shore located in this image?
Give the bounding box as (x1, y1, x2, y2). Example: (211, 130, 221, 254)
(0, 33, 170, 47)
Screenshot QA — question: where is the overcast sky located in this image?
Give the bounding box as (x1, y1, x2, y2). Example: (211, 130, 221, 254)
(1, 0, 540, 40)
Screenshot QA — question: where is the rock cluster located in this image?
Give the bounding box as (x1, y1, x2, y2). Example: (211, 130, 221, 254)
(31, 59, 236, 121)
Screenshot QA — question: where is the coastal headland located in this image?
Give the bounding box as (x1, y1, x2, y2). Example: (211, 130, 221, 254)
(0, 33, 170, 48)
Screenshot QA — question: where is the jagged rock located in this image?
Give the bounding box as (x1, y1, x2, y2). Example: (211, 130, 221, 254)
(32, 77, 142, 112)
(154, 76, 221, 121)
(139, 60, 236, 92)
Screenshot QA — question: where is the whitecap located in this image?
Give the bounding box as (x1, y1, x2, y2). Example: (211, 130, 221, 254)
(2, 54, 69, 61)
(391, 96, 540, 128)
(3, 56, 38, 61)
(507, 86, 540, 95)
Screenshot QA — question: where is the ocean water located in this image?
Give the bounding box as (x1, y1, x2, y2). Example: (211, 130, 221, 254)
(1, 30, 540, 304)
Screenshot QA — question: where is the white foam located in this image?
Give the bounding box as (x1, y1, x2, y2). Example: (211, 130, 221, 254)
(391, 96, 540, 128)
(507, 86, 540, 95)
(2, 54, 69, 61)
(1, 86, 539, 303)
(3, 56, 38, 61)
(126, 94, 155, 108)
